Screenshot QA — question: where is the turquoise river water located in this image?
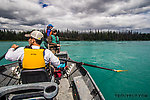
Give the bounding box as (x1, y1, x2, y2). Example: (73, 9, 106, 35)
(0, 41, 150, 100)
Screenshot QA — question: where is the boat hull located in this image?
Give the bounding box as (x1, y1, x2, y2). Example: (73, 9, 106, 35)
(0, 51, 105, 100)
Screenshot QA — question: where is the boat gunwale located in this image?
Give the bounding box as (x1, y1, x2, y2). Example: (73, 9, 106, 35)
(64, 58, 105, 100)
(0, 62, 18, 67)
(80, 64, 105, 100)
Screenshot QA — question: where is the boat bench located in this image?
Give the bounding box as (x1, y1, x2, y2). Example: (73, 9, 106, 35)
(73, 76, 92, 100)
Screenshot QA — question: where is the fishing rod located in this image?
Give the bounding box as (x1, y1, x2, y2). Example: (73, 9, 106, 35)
(59, 58, 128, 72)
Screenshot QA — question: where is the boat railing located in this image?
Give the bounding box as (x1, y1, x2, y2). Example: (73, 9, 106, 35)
(64, 60, 105, 100)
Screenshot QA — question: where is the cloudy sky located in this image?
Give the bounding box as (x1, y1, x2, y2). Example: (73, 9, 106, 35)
(0, 0, 150, 33)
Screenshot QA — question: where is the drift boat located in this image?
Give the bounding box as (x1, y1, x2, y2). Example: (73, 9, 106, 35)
(0, 51, 105, 100)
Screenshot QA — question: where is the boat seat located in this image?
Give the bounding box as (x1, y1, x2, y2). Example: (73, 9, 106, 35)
(73, 76, 92, 100)
(21, 68, 51, 84)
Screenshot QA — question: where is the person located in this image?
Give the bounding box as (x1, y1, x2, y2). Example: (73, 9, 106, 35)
(5, 31, 60, 69)
(47, 29, 61, 54)
(46, 24, 54, 37)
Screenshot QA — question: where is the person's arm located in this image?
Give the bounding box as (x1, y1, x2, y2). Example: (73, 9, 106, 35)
(50, 43, 57, 46)
(48, 36, 58, 46)
(57, 36, 60, 44)
(50, 43, 61, 47)
(5, 44, 24, 61)
(47, 36, 57, 46)
(45, 49, 60, 68)
(56, 36, 61, 46)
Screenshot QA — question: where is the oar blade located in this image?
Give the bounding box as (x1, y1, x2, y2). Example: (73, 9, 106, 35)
(114, 70, 128, 72)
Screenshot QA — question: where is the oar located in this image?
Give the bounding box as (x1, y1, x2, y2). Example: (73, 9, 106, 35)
(59, 58, 128, 72)
(0, 46, 19, 61)
(0, 52, 7, 61)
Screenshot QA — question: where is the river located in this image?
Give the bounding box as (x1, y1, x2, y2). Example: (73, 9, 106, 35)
(0, 41, 150, 100)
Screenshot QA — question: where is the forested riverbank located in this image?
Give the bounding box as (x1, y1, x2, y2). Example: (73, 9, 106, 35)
(0, 29, 150, 41)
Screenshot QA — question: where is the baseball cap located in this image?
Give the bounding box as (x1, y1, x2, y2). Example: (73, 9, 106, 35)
(52, 29, 57, 33)
(48, 24, 54, 27)
(25, 31, 44, 40)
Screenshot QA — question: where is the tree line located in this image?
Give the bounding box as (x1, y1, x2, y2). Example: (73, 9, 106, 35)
(57, 29, 150, 41)
(0, 29, 150, 41)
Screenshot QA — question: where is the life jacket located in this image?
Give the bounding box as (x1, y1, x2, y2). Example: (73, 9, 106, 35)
(22, 46, 46, 69)
(50, 31, 52, 36)
(51, 35, 59, 44)
(46, 29, 52, 37)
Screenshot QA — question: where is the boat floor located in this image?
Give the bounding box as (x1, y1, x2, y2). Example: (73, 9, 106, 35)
(55, 78, 73, 100)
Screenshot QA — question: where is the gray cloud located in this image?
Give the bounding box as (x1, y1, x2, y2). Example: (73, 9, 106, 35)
(0, 0, 150, 33)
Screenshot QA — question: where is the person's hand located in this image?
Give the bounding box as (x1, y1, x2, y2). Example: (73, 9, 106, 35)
(11, 44, 19, 49)
(57, 44, 61, 46)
